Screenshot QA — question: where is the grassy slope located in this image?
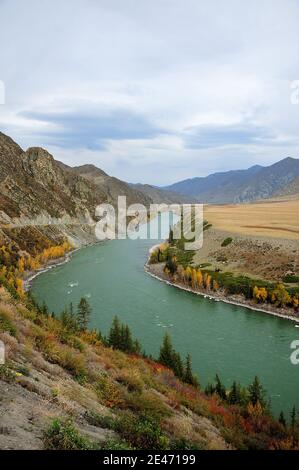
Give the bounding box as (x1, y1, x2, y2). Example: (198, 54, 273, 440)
(0, 286, 296, 450)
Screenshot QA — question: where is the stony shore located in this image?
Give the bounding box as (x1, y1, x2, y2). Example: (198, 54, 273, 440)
(145, 259, 299, 324)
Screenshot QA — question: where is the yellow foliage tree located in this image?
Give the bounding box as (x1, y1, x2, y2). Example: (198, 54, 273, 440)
(191, 268, 197, 288)
(204, 273, 211, 290)
(271, 284, 291, 307)
(253, 286, 268, 303)
(196, 270, 203, 288)
(185, 266, 192, 285)
(15, 278, 24, 297)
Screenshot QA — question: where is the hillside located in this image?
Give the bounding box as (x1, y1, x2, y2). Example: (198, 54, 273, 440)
(274, 176, 299, 198)
(0, 283, 295, 450)
(130, 183, 194, 204)
(0, 132, 108, 251)
(73, 164, 152, 207)
(0, 132, 165, 254)
(163, 158, 299, 203)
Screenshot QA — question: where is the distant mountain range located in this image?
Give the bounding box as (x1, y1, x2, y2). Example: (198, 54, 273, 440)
(129, 183, 195, 204)
(162, 157, 299, 203)
(1, 131, 299, 244)
(72, 165, 186, 206)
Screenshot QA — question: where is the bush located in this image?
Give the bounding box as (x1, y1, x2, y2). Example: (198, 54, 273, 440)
(116, 370, 144, 393)
(0, 364, 16, 382)
(170, 438, 205, 450)
(283, 275, 299, 283)
(44, 418, 98, 450)
(125, 390, 172, 421)
(16, 365, 30, 376)
(116, 413, 169, 450)
(0, 309, 16, 337)
(95, 374, 124, 408)
(84, 411, 117, 430)
(221, 237, 233, 247)
(101, 438, 133, 450)
(33, 328, 87, 378)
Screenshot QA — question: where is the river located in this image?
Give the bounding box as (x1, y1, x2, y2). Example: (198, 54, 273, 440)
(31, 214, 299, 416)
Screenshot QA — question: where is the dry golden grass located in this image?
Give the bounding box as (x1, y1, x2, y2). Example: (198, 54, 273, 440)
(204, 195, 299, 239)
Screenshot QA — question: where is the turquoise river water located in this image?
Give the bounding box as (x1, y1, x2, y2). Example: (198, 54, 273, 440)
(32, 215, 299, 416)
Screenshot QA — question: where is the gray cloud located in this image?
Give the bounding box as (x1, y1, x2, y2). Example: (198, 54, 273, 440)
(19, 108, 164, 150)
(0, 0, 299, 184)
(183, 123, 276, 149)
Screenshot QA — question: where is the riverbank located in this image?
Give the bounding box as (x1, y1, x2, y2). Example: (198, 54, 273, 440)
(145, 258, 299, 324)
(23, 248, 80, 292)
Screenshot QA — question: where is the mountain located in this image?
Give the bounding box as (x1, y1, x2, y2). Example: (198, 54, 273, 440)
(0, 132, 156, 252)
(73, 166, 187, 205)
(129, 183, 194, 204)
(163, 158, 299, 203)
(273, 176, 299, 198)
(72, 164, 152, 207)
(0, 132, 108, 224)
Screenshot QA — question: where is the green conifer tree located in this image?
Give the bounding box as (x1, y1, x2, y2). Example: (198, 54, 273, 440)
(248, 376, 266, 407)
(184, 354, 194, 385)
(108, 316, 122, 348)
(291, 405, 297, 431)
(215, 374, 226, 400)
(159, 333, 174, 369)
(279, 411, 286, 427)
(76, 297, 92, 330)
(172, 351, 184, 379)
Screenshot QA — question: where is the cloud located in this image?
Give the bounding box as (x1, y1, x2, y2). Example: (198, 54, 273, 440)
(19, 108, 164, 150)
(183, 123, 276, 149)
(1, 0, 299, 184)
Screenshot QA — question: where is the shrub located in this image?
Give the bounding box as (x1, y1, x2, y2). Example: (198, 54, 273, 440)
(283, 275, 299, 283)
(95, 374, 124, 408)
(116, 413, 169, 450)
(44, 418, 98, 450)
(170, 438, 205, 450)
(55, 347, 86, 378)
(84, 411, 117, 430)
(116, 370, 144, 393)
(16, 365, 30, 376)
(101, 438, 133, 450)
(0, 364, 15, 382)
(0, 309, 16, 337)
(125, 390, 172, 421)
(221, 237, 233, 247)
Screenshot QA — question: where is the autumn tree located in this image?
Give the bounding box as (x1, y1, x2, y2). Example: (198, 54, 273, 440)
(191, 268, 197, 288)
(196, 269, 203, 288)
(271, 284, 291, 307)
(185, 266, 192, 285)
(164, 254, 177, 276)
(253, 286, 268, 303)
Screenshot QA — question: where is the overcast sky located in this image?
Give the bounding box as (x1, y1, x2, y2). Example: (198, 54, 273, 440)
(1, 0, 299, 185)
